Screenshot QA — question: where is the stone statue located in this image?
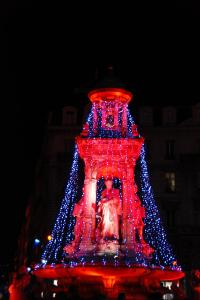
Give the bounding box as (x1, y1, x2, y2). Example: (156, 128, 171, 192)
(96, 179, 122, 243)
(64, 196, 85, 255)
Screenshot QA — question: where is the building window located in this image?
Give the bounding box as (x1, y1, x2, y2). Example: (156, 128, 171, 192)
(163, 107, 176, 125)
(62, 107, 77, 126)
(165, 140, 175, 159)
(167, 110, 174, 122)
(66, 111, 75, 125)
(167, 109, 176, 124)
(139, 107, 153, 126)
(165, 172, 176, 192)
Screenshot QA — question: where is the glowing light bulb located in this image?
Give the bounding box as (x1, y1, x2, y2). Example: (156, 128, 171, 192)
(47, 235, 52, 241)
(41, 259, 47, 264)
(34, 238, 40, 245)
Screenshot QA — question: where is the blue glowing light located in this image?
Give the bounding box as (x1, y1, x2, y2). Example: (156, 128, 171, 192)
(39, 97, 180, 270)
(34, 238, 40, 245)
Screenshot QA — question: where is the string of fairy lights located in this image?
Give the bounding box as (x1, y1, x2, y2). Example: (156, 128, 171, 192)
(139, 145, 178, 268)
(38, 101, 180, 270)
(40, 146, 79, 264)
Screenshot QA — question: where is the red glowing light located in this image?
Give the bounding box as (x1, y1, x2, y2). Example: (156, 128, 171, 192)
(88, 88, 133, 104)
(33, 265, 184, 282)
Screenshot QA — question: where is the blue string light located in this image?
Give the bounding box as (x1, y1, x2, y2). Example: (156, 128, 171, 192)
(139, 144, 179, 268)
(41, 145, 79, 264)
(39, 99, 180, 270)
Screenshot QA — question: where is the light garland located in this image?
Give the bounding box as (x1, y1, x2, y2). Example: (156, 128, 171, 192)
(139, 144, 179, 269)
(41, 146, 79, 264)
(39, 95, 180, 271)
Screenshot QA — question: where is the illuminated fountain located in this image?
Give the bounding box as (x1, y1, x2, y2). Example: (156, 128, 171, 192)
(34, 79, 184, 299)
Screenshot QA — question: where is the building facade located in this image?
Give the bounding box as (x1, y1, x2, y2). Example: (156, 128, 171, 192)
(139, 103, 200, 270)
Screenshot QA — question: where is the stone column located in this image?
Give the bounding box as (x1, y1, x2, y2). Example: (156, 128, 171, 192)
(121, 161, 137, 253)
(78, 161, 97, 253)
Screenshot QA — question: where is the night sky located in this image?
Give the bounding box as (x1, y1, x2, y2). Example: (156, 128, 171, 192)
(1, 2, 200, 267)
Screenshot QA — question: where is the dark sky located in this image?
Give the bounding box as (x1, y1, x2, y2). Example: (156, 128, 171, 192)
(1, 2, 200, 266)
